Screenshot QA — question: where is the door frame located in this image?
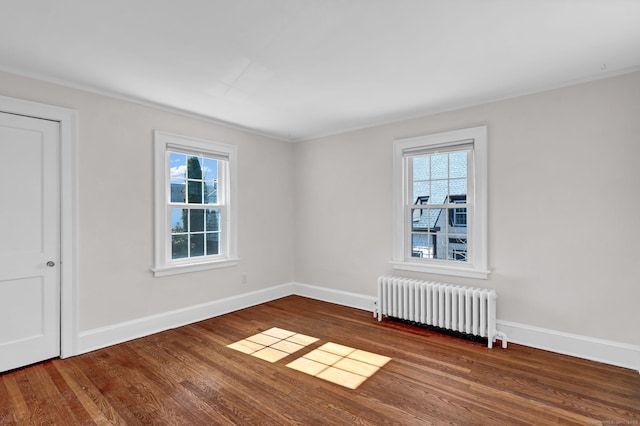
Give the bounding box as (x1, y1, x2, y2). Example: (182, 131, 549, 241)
(0, 95, 78, 358)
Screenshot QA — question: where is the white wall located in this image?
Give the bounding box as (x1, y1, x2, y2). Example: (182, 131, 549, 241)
(294, 71, 640, 347)
(1, 68, 638, 363)
(0, 70, 296, 332)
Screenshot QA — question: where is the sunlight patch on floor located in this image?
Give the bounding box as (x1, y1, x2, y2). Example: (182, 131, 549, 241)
(227, 327, 319, 362)
(286, 342, 392, 389)
(228, 329, 392, 389)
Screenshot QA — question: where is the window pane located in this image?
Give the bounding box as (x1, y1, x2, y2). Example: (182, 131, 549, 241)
(412, 208, 444, 232)
(190, 209, 204, 232)
(455, 208, 467, 227)
(187, 156, 202, 179)
(431, 154, 448, 179)
(170, 153, 186, 179)
(170, 180, 185, 203)
(205, 182, 218, 204)
(412, 181, 429, 203)
(448, 207, 467, 228)
(203, 158, 218, 181)
(412, 156, 429, 181)
(449, 151, 467, 178)
(429, 180, 447, 204)
(171, 235, 188, 259)
(206, 209, 220, 232)
(206, 232, 220, 255)
(432, 208, 445, 230)
(411, 233, 433, 258)
(451, 250, 467, 261)
(449, 179, 467, 197)
(412, 208, 428, 231)
(412, 208, 422, 231)
(190, 233, 204, 257)
(188, 180, 202, 203)
(171, 208, 187, 233)
(433, 232, 447, 260)
(448, 234, 468, 262)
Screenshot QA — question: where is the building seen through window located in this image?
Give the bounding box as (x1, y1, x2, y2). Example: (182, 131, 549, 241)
(410, 150, 468, 262)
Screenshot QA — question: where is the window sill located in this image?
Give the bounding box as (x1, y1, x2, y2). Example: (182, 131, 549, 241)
(152, 258, 239, 277)
(390, 261, 490, 280)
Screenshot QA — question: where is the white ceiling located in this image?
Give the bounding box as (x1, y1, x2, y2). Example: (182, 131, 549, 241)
(1, 1, 639, 141)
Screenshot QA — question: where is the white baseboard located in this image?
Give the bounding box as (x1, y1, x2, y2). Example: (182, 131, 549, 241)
(78, 283, 294, 354)
(77, 282, 640, 372)
(292, 282, 376, 312)
(497, 320, 640, 372)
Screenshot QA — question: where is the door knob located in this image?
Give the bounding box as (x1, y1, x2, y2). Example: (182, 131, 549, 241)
(46, 261, 55, 267)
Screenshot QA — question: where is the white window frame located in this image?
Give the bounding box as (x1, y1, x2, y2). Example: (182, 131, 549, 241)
(152, 131, 238, 277)
(392, 126, 489, 279)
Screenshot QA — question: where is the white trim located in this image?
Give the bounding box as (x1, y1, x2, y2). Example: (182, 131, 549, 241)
(291, 282, 376, 312)
(79, 284, 293, 354)
(390, 261, 490, 279)
(0, 65, 290, 143)
(497, 320, 640, 372)
(293, 284, 639, 371)
(1, 64, 639, 145)
(291, 66, 640, 142)
(0, 95, 80, 358)
(153, 131, 238, 277)
(76, 281, 639, 372)
(392, 125, 489, 279)
(78, 283, 375, 354)
(151, 258, 240, 277)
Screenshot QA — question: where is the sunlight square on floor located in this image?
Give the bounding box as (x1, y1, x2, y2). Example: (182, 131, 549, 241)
(226, 327, 319, 363)
(286, 342, 392, 389)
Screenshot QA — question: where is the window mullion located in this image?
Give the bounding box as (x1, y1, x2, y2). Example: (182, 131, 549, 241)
(166, 204, 173, 262)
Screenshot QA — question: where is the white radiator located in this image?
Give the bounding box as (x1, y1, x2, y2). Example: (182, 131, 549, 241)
(375, 276, 507, 348)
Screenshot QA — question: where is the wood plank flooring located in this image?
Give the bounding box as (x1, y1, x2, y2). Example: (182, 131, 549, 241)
(1, 295, 638, 425)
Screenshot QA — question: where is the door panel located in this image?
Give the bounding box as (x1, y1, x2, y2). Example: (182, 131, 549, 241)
(0, 277, 45, 342)
(0, 112, 60, 372)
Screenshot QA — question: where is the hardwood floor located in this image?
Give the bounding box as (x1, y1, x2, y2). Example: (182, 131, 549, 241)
(1, 295, 638, 425)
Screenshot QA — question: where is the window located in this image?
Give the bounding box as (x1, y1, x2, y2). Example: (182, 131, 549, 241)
(392, 126, 488, 279)
(153, 131, 237, 277)
(168, 152, 221, 259)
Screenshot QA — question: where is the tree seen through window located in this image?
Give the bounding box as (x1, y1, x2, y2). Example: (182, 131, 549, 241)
(169, 153, 220, 259)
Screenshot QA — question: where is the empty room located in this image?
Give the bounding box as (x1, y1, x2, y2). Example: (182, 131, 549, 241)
(1, 1, 639, 424)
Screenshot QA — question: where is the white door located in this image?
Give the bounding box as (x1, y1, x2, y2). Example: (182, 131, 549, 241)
(0, 111, 60, 372)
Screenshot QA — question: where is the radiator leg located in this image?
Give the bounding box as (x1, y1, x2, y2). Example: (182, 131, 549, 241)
(374, 300, 383, 321)
(496, 331, 508, 349)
